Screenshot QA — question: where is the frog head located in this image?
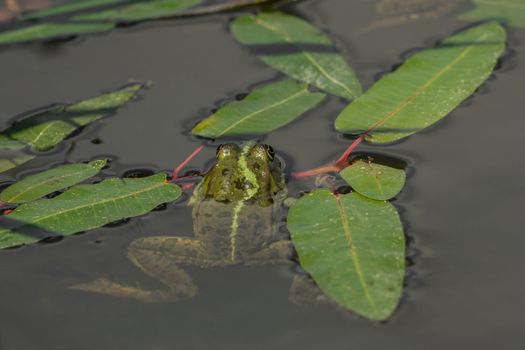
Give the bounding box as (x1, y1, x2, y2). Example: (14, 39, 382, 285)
(194, 142, 284, 207)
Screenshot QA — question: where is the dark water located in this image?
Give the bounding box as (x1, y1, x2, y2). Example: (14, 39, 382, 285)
(0, 0, 524, 349)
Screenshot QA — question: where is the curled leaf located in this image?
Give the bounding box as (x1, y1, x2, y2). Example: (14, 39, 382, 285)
(0, 82, 145, 151)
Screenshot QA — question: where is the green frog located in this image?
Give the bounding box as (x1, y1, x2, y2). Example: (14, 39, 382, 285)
(71, 142, 306, 302)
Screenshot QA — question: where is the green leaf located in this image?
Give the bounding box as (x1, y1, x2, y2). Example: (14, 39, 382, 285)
(335, 22, 506, 143)
(231, 12, 362, 100)
(0, 140, 35, 174)
(192, 80, 325, 138)
(458, 0, 525, 28)
(340, 160, 405, 201)
(0, 159, 107, 204)
(0, 22, 114, 45)
(6, 0, 275, 44)
(287, 189, 405, 321)
(0, 173, 181, 249)
(22, 0, 274, 20)
(20, 0, 130, 20)
(0, 82, 145, 151)
(72, 0, 202, 22)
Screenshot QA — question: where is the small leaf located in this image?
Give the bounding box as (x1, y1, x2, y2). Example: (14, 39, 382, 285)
(340, 160, 405, 200)
(0, 159, 107, 204)
(0, 82, 145, 151)
(458, 0, 525, 28)
(0, 173, 181, 249)
(0, 22, 114, 45)
(231, 12, 362, 99)
(71, 0, 201, 22)
(335, 22, 506, 143)
(192, 80, 325, 138)
(287, 189, 405, 321)
(0, 140, 34, 174)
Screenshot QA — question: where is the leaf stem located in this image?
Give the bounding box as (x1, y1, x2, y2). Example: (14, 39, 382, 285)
(292, 134, 365, 179)
(169, 143, 205, 183)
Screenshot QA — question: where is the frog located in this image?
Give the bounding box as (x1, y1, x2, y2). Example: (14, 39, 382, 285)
(70, 142, 321, 303)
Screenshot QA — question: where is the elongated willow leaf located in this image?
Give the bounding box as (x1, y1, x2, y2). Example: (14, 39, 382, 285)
(335, 22, 506, 143)
(0, 140, 34, 174)
(72, 0, 201, 22)
(0, 174, 181, 249)
(287, 189, 405, 321)
(0, 159, 107, 204)
(0, 82, 145, 151)
(20, 0, 130, 20)
(231, 12, 362, 100)
(0, 22, 114, 45)
(340, 160, 405, 201)
(192, 80, 325, 138)
(2, 0, 275, 44)
(23, 0, 273, 20)
(458, 0, 525, 28)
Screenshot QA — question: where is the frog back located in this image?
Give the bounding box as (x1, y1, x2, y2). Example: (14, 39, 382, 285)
(192, 199, 279, 263)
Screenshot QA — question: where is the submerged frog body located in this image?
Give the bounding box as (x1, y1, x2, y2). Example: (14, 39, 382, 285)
(71, 142, 305, 302)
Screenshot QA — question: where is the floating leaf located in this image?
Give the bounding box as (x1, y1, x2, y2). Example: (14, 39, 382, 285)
(71, 0, 201, 22)
(335, 22, 506, 143)
(192, 80, 325, 138)
(2, 0, 276, 44)
(0, 82, 145, 151)
(287, 189, 405, 321)
(458, 0, 525, 28)
(0, 159, 107, 204)
(0, 140, 34, 174)
(231, 12, 362, 99)
(0, 22, 114, 45)
(20, 0, 129, 20)
(340, 160, 405, 200)
(0, 173, 181, 249)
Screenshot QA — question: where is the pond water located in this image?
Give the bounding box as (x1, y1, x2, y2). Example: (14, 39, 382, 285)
(0, 0, 524, 349)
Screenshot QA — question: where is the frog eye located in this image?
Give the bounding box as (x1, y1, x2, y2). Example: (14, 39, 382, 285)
(264, 145, 275, 161)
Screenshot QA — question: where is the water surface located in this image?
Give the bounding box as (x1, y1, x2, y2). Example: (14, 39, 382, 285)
(0, 1, 524, 349)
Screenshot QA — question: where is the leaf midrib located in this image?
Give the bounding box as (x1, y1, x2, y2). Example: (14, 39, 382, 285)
(334, 193, 378, 313)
